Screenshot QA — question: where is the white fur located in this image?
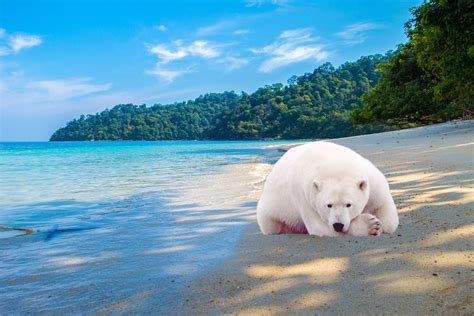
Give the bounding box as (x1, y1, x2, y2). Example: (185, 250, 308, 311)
(257, 141, 399, 236)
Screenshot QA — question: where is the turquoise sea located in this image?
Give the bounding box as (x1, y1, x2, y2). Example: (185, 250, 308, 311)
(0, 141, 296, 313)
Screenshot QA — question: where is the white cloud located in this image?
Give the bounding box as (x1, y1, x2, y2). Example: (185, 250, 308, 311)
(0, 69, 196, 111)
(0, 68, 206, 140)
(187, 41, 221, 58)
(252, 28, 329, 73)
(146, 40, 223, 81)
(148, 40, 222, 63)
(196, 16, 256, 36)
(336, 22, 383, 45)
(146, 64, 193, 82)
(245, 0, 288, 7)
(9, 34, 42, 53)
(0, 30, 43, 56)
(279, 28, 313, 40)
(148, 44, 188, 63)
(196, 20, 234, 36)
(0, 71, 112, 111)
(27, 78, 112, 101)
(217, 56, 249, 71)
(156, 25, 167, 32)
(233, 29, 250, 35)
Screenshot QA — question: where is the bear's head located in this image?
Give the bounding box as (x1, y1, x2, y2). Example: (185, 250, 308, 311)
(310, 178, 370, 233)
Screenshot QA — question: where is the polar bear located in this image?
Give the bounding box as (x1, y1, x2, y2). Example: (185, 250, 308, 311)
(257, 141, 399, 236)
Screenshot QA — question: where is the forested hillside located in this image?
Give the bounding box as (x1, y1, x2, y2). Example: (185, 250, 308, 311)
(50, 53, 390, 141)
(353, 0, 473, 125)
(206, 55, 389, 139)
(50, 92, 240, 141)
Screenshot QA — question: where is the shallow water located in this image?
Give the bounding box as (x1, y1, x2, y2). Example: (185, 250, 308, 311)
(0, 140, 297, 313)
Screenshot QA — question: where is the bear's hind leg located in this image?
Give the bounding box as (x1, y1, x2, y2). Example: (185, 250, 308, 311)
(257, 216, 285, 234)
(257, 194, 288, 234)
(280, 222, 308, 234)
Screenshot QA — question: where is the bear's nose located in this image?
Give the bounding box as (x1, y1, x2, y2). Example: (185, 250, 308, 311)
(333, 223, 344, 232)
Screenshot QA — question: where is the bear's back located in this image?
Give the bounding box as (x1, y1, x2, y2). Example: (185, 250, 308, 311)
(264, 141, 370, 204)
(285, 141, 368, 178)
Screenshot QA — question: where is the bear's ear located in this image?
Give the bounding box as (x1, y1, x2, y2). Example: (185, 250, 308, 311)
(359, 180, 367, 191)
(313, 180, 321, 191)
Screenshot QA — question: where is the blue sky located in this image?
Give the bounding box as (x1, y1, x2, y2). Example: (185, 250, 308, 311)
(0, 0, 421, 141)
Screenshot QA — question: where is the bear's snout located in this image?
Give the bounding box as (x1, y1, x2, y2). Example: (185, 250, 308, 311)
(333, 222, 344, 232)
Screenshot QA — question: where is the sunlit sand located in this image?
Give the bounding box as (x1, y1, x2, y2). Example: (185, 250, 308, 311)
(180, 120, 474, 315)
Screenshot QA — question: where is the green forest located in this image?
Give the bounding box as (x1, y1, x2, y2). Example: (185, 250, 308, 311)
(50, 0, 473, 141)
(50, 54, 391, 141)
(353, 0, 473, 125)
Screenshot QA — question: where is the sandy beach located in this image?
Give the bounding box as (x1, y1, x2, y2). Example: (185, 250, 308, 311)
(2, 122, 472, 314)
(180, 120, 474, 315)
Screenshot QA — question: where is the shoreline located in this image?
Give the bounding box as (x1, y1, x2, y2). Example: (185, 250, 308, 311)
(0, 140, 297, 315)
(76, 145, 285, 315)
(179, 120, 474, 314)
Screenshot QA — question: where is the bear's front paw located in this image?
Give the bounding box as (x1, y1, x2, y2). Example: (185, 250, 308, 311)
(348, 213, 382, 236)
(366, 214, 382, 236)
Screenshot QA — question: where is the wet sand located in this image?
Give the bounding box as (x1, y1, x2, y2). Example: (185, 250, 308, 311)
(180, 120, 474, 315)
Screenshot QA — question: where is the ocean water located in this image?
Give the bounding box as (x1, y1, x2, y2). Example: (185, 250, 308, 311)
(0, 141, 295, 313)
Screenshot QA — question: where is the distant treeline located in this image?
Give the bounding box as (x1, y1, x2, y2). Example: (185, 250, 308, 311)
(50, 0, 473, 141)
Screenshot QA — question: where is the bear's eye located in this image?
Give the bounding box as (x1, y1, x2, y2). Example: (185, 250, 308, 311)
(346, 203, 352, 208)
(327, 204, 333, 208)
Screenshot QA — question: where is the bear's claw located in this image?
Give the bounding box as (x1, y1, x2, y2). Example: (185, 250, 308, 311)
(368, 215, 382, 236)
(348, 213, 383, 236)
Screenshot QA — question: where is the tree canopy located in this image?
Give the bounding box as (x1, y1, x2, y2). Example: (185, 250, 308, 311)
(353, 0, 474, 125)
(50, 92, 241, 141)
